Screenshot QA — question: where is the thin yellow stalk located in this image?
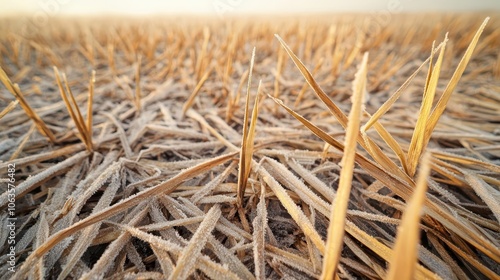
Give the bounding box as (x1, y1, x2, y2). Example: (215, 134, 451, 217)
(360, 43, 444, 173)
(274, 47, 284, 99)
(237, 81, 261, 207)
(275, 34, 410, 183)
(225, 69, 249, 122)
(369, 120, 409, 174)
(182, 66, 213, 116)
(107, 43, 116, 75)
(0, 100, 18, 120)
(236, 47, 256, 207)
(362, 42, 444, 131)
(62, 73, 90, 146)
(223, 35, 237, 96)
(321, 53, 368, 280)
(0, 67, 56, 142)
(54, 67, 92, 152)
(387, 152, 431, 280)
(269, 79, 442, 280)
(10, 124, 36, 160)
(274, 34, 347, 127)
(407, 37, 448, 176)
(423, 18, 489, 152)
(423, 41, 436, 105)
(295, 57, 324, 107)
(235, 68, 250, 105)
(343, 32, 363, 70)
(246, 81, 262, 155)
(331, 29, 344, 77)
(196, 27, 210, 80)
(273, 47, 284, 111)
(135, 55, 142, 113)
(268, 94, 344, 152)
(87, 70, 95, 137)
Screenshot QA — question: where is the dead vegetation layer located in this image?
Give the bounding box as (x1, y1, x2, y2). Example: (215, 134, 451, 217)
(0, 14, 499, 279)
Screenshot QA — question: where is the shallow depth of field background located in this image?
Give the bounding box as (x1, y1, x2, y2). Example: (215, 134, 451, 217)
(1, 0, 499, 16)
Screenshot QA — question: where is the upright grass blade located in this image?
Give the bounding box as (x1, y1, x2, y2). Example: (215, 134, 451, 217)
(274, 47, 284, 100)
(182, 66, 213, 116)
(237, 47, 257, 207)
(321, 52, 368, 280)
(87, 70, 95, 136)
(268, 94, 344, 152)
(0, 67, 56, 142)
(135, 55, 142, 113)
(362, 42, 444, 131)
(9, 124, 36, 160)
(407, 37, 448, 176)
(423, 18, 489, 153)
(387, 152, 431, 280)
(0, 100, 18, 120)
(295, 57, 325, 107)
(226, 68, 249, 122)
(269, 92, 500, 269)
(360, 43, 444, 173)
(196, 27, 210, 81)
(54, 67, 93, 152)
(245, 81, 261, 165)
(274, 35, 347, 127)
(275, 34, 411, 184)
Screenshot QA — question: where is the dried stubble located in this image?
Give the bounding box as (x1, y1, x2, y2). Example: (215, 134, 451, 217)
(0, 14, 499, 280)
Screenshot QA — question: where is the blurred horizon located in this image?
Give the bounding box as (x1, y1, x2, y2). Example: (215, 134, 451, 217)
(1, 0, 499, 17)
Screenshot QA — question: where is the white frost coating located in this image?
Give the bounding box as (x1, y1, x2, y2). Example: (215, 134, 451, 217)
(58, 165, 122, 280)
(168, 204, 221, 280)
(80, 203, 149, 280)
(0, 151, 89, 208)
(252, 190, 267, 279)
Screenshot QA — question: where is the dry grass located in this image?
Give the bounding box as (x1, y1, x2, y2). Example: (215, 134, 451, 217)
(0, 13, 499, 279)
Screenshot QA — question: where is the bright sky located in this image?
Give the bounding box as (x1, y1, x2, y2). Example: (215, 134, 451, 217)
(0, 0, 498, 16)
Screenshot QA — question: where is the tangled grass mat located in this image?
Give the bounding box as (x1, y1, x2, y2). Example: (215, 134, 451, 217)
(0, 13, 499, 279)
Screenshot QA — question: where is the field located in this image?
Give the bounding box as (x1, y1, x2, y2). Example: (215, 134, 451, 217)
(0, 13, 499, 279)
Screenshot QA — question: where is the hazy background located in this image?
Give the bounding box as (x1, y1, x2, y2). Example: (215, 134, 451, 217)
(1, 0, 499, 16)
